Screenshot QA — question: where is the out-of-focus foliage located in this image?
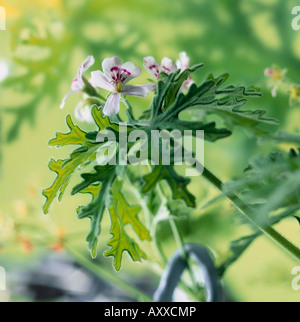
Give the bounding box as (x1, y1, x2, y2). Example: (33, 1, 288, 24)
(219, 148, 300, 275)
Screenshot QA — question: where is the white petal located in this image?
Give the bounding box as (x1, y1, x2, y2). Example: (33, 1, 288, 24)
(161, 57, 177, 75)
(271, 87, 278, 98)
(103, 93, 121, 116)
(121, 62, 142, 84)
(122, 85, 152, 97)
(74, 102, 94, 123)
(72, 56, 95, 91)
(176, 59, 182, 70)
(71, 77, 82, 91)
(102, 56, 122, 79)
(0, 61, 9, 83)
(81, 55, 95, 71)
(91, 70, 115, 92)
(139, 83, 157, 92)
(143, 56, 160, 79)
(179, 52, 189, 70)
(60, 90, 80, 109)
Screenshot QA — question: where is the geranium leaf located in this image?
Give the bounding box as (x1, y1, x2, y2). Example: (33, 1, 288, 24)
(142, 165, 196, 208)
(72, 165, 117, 258)
(49, 114, 87, 147)
(105, 180, 151, 271)
(42, 115, 100, 214)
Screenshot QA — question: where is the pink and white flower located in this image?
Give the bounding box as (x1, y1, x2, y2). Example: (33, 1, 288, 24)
(60, 56, 95, 109)
(91, 56, 154, 116)
(264, 66, 287, 98)
(143, 56, 177, 80)
(176, 51, 194, 89)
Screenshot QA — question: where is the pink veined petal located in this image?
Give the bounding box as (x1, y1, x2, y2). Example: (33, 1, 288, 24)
(122, 85, 153, 97)
(143, 56, 160, 80)
(72, 56, 95, 91)
(103, 93, 121, 116)
(102, 56, 122, 79)
(120, 62, 142, 84)
(161, 57, 177, 75)
(91, 70, 116, 92)
(60, 90, 80, 109)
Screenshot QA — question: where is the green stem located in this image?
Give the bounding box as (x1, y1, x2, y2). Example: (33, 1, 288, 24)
(125, 173, 200, 299)
(202, 167, 300, 262)
(156, 181, 201, 297)
(168, 213, 201, 294)
(66, 245, 153, 302)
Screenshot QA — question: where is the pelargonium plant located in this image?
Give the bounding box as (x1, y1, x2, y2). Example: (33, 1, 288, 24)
(43, 52, 300, 301)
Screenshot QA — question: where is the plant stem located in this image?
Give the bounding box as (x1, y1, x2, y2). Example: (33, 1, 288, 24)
(168, 213, 202, 294)
(125, 173, 200, 299)
(156, 181, 202, 297)
(201, 166, 300, 262)
(66, 244, 153, 302)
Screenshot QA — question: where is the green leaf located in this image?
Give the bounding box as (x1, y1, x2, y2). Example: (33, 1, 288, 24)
(42, 115, 100, 214)
(91, 105, 120, 132)
(294, 216, 300, 226)
(72, 165, 117, 258)
(157, 119, 231, 142)
(142, 165, 196, 208)
(219, 150, 300, 275)
(42, 159, 71, 214)
(218, 234, 258, 276)
(223, 149, 300, 216)
(105, 180, 151, 271)
(43, 145, 99, 214)
(218, 204, 300, 276)
(260, 131, 300, 145)
(164, 63, 204, 108)
(160, 73, 277, 135)
(49, 114, 87, 147)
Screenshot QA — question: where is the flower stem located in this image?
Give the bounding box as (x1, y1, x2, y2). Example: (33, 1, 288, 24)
(168, 213, 202, 294)
(201, 166, 300, 262)
(66, 244, 153, 302)
(156, 181, 202, 297)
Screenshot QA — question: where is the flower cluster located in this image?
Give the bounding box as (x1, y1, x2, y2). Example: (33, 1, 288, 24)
(264, 65, 300, 106)
(61, 52, 194, 121)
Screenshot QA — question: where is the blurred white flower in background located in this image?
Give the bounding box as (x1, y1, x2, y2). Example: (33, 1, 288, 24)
(0, 61, 9, 83)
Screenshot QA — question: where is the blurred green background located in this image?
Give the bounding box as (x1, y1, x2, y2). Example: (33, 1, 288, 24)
(0, 0, 300, 302)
